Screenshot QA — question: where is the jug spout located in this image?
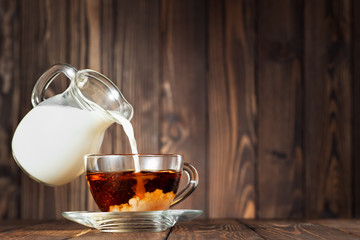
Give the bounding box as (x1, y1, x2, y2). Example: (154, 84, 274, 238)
(120, 101, 134, 121)
(70, 68, 133, 121)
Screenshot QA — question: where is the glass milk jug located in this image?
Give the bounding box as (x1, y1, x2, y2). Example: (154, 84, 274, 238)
(12, 63, 133, 186)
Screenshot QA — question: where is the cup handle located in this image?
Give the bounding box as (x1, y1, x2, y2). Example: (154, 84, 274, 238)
(170, 162, 199, 207)
(31, 63, 77, 107)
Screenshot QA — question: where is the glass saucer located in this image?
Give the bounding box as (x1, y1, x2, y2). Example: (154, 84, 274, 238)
(62, 209, 203, 232)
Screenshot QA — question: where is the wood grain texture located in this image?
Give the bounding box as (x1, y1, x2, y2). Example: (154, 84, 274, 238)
(257, 0, 303, 218)
(304, 0, 352, 218)
(241, 219, 360, 240)
(0, 220, 40, 232)
(75, 229, 169, 240)
(309, 219, 360, 237)
(207, 0, 256, 218)
(353, 0, 360, 218)
(5, 219, 360, 239)
(160, 0, 206, 212)
(0, 0, 20, 219)
(0, 220, 92, 239)
(168, 219, 262, 240)
(0, 220, 169, 239)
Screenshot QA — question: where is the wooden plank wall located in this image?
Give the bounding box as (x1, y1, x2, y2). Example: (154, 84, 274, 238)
(0, 0, 357, 219)
(354, 0, 360, 218)
(304, 0, 352, 218)
(208, 0, 256, 218)
(257, 0, 303, 218)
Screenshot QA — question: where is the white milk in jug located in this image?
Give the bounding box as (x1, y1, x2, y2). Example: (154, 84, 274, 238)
(12, 105, 113, 186)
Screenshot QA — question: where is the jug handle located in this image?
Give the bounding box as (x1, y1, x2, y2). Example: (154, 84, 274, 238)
(31, 63, 77, 107)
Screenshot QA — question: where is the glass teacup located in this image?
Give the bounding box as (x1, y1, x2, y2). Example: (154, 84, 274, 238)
(85, 154, 198, 212)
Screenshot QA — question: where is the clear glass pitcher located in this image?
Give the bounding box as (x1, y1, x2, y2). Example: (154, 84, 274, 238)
(12, 63, 133, 186)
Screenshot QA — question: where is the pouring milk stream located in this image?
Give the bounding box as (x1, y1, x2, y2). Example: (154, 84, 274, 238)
(12, 64, 139, 186)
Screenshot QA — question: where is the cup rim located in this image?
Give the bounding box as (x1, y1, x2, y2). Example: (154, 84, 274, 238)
(85, 153, 183, 158)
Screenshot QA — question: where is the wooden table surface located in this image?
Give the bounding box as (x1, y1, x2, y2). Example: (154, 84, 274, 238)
(1, 219, 360, 239)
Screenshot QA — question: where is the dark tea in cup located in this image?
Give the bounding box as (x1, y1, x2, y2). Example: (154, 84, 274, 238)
(86, 170, 181, 212)
(85, 154, 198, 212)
